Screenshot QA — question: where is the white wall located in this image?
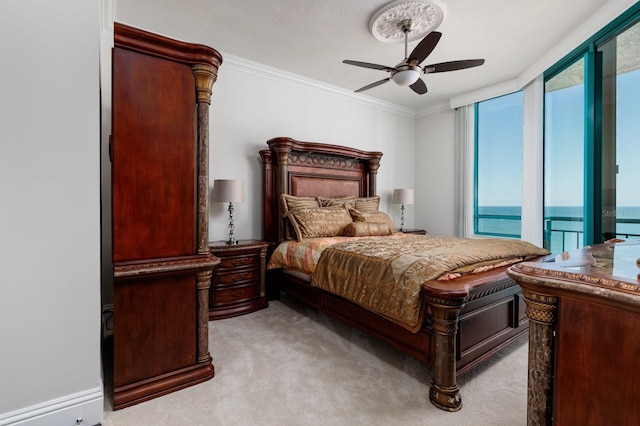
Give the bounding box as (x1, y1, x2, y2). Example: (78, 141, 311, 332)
(414, 109, 458, 236)
(207, 59, 417, 242)
(0, 1, 103, 425)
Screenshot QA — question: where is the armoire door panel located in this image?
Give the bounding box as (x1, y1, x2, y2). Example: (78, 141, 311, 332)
(112, 47, 196, 262)
(113, 274, 196, 387)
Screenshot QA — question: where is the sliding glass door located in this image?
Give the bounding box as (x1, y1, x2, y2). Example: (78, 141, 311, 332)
(544, 59, 585, 252)
(597, 20, 640, 242)
(544, 7, 640, 253)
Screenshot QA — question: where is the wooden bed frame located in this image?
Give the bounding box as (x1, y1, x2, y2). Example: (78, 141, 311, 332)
(259, 137, 530, 412)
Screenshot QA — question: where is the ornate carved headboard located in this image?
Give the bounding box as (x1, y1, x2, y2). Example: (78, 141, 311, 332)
(259, 137, 383, 246)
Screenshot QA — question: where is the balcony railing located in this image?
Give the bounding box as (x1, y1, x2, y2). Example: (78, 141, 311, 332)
(475, 213, 640, 253)
(545, 216, 640, 253)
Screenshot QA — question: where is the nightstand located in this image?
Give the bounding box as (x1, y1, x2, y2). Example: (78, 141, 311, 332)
(208, 240, 268, 320)
(400, 228, 427, 235)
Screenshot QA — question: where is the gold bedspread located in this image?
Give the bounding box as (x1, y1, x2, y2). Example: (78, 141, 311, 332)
(268, 236, 354, 275)
(310, 235, 549, 332)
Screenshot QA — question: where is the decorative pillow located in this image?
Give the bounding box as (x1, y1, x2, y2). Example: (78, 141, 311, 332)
(349, 209, 397, 233)
(317, 196, 356, 209)
(343, 221, 391, 237)
(280, 194, 322, 240)
(280, 194, 320, 213)
(354, 196, 380, 212)
(286, 206, 353, 241)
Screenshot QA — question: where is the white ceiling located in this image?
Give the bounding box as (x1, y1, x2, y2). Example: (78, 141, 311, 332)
(115, 0, 628, 112)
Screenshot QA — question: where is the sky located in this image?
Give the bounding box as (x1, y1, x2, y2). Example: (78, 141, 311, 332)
(477, 68, 640, 212)
(546, 68, 640, 208)
(476, 91, 523, 207)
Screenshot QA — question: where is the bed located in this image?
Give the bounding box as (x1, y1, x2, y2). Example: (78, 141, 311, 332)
(259, 137, 549, 411)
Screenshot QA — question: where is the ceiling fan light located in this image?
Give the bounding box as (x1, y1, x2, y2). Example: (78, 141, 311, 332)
(391, 69, 421, 86)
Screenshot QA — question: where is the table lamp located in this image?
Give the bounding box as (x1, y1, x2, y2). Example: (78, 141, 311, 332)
(212, 179, 245, 244)
(392, 188, 414, 232)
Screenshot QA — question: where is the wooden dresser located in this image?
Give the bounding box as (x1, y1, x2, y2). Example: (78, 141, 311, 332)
(208, 240, 268, 319)
(111, 23, 222, 409)
(507, 242, 640, 425)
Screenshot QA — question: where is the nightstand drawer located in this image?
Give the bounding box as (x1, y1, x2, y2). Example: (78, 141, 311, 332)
(208, 239, 269, 319)
(213, 268, 259, 286)
(218, 255, 259, 270)
(212, 284, 259, 306)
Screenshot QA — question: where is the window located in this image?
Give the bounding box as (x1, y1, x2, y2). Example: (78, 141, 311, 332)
(474, 92, 524, 238)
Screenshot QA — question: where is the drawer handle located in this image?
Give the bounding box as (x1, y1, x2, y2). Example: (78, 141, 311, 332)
(232, 273, 250, 282)
(232, 290, 245, 298)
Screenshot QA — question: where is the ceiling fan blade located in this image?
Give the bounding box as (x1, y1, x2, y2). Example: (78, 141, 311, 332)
(343, 60, 394, 72)
(424, 59, 485, 73)
(408, 31, 442, 65)
(354, 78, 390, 93)
(409, 78, 427, 95)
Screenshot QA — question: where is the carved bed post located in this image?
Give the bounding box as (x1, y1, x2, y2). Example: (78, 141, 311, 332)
(273, 146, 291, 242)
(193, 63, 218, 363)
(368, 158, 380, 196)
(424, 293, 466, 412)
(521, 288, 557, 426)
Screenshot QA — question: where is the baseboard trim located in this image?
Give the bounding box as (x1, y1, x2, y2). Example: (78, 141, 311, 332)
(0, 385, 103, 426)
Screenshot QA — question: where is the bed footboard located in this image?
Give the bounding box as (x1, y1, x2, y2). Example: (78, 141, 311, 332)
(273, 267, 529, 412)
(423, 274, 528, 411)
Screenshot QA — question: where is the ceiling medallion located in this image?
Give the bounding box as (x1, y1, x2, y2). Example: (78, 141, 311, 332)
(370, 0, 445, 43)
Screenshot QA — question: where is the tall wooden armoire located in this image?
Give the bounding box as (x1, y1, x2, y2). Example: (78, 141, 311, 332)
(111, 23, 222, 409)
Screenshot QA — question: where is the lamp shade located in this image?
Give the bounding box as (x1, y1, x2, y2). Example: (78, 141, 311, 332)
(212, 179, 245, 203)
(392, 188, 414, 205)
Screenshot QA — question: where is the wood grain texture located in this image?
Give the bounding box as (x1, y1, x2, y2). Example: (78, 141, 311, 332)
(111, 23, 221, 410)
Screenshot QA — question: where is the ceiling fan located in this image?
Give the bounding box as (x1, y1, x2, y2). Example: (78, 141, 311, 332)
(343, 19, 485, 95)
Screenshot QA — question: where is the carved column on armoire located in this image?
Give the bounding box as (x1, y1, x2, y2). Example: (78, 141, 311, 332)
(193, 63, 218, 363)
(521, 288, 557, 426)
(111, 22, 222, 410)
(193, 63, 217, 255)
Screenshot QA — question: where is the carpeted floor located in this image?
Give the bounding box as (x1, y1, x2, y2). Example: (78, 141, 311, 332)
(102, 294, 528, 425)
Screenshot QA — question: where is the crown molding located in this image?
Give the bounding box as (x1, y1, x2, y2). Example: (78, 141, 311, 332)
(220, 52, 417, 118)
(449, 0, 637, 108)
(416, 100, 450, 117)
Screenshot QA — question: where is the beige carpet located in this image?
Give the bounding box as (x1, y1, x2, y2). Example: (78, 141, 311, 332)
(102, 294, 528, 425)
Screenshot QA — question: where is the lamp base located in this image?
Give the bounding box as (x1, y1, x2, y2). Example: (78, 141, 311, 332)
(226, 202, 238, 245)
